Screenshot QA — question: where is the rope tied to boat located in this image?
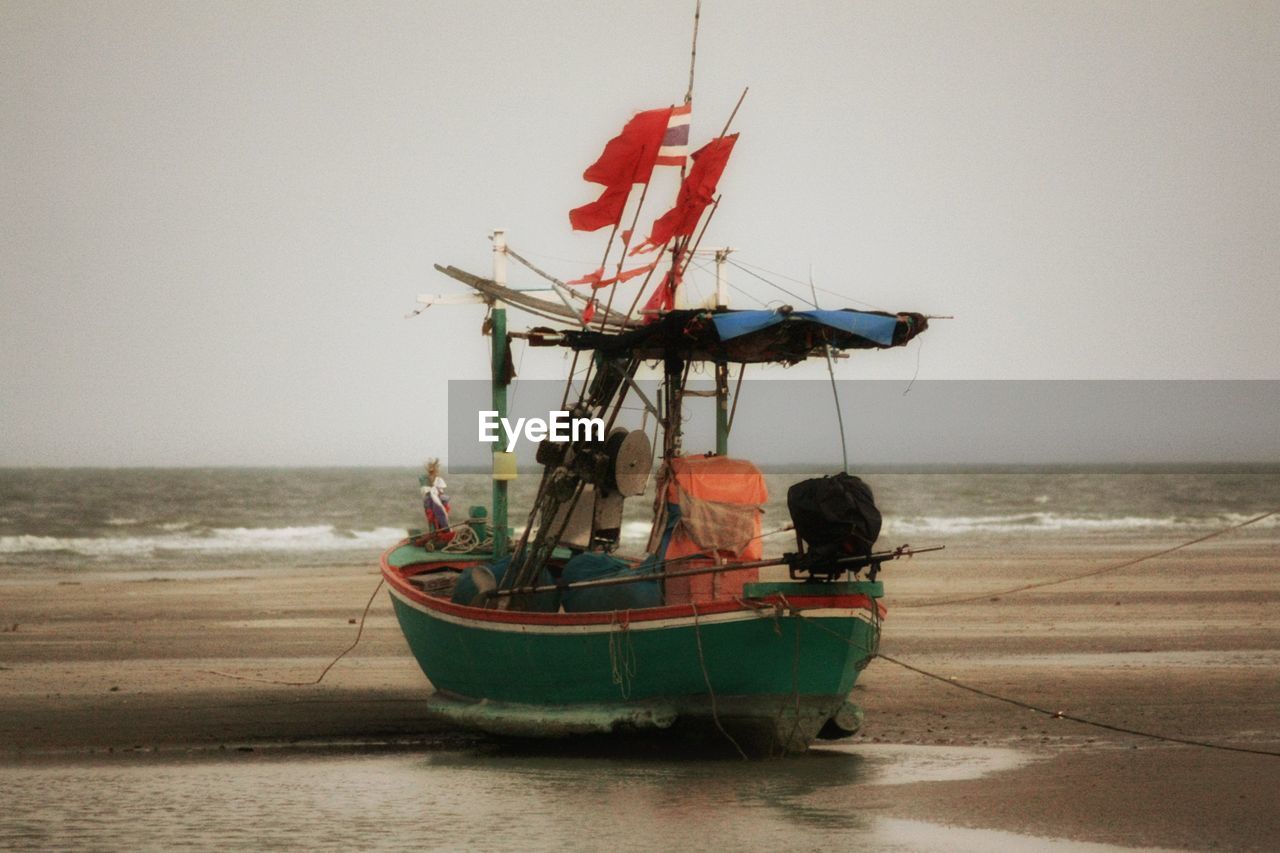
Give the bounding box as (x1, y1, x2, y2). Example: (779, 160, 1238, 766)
(442, 525, 494, 554)
(410, 518, 495, 555)
(902, 509, 1277, 609)
(608, 609, 637, 700)
(690, 602, 749, 760)
(856, 589, 883, 672)
(779, 594, 805, 754)
(793, 615, 1280, 758)
(203, 577, 385, 687)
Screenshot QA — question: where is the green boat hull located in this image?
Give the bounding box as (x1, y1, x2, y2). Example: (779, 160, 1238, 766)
(383, 548, 883, 754)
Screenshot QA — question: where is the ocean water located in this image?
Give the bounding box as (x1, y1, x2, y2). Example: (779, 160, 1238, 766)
(1, 466, 1276, 576)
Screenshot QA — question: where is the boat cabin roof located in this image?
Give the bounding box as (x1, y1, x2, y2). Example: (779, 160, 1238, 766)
(550, 307, 929, 364)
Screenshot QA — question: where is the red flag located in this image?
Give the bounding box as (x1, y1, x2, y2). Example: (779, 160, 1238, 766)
(569, 184, 631, 233)
(608, 261, 657, 285)
(569, 107, 673, 232)
(631, 134, 738, 254)
(582, 107, 672, 186)
(567, 260, 658, 289)
(641, 267, 681, 320)
(581, 299, 597, 324)
(567, 266, 605, 286)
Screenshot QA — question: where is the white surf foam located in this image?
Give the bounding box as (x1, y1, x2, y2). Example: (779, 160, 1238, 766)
(0, 525, 410, 558)
(886, 511, 1278, 535)
(3, 512, 1272, 558)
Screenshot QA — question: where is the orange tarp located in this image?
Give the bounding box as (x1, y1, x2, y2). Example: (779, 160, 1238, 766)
(665, 455, 769, 506)
(663, 456, 766, 604)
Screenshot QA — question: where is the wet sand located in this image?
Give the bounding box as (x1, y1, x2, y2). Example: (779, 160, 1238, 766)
(2, 544, 1277, 849)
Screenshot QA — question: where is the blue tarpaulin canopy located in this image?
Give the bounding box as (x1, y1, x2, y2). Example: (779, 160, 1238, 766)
(711, 309, 900, 347)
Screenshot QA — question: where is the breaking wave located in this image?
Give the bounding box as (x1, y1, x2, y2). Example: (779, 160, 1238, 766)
(2, 513, 1273, 560)
(0, 526, 409, 558)
(625, 513, 1278, 542)
(885, 512, 1278, 536)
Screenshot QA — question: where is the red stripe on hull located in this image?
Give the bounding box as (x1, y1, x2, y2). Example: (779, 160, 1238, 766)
(382, 544, 884, 627)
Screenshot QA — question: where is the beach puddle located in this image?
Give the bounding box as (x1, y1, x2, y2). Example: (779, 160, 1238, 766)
(0, 742, 1145, 851)
(874, 818, 1176, 851)
(813, 742, 1030, 785)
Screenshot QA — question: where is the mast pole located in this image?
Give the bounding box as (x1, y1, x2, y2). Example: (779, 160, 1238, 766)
(592, 179, 653, 333)
(490, 229, 511, 556)
(713, 248, 730, 455)
(570, 2, 707, 402)
(714, 361, 729, 455)
(686, 0, 701, 107)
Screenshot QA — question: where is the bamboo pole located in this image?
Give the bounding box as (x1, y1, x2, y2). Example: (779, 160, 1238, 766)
(686, 0, 701, 106)
(486, 545, 946, 600)
(719, 87, 748, 136)
(593, 177, 654, 332)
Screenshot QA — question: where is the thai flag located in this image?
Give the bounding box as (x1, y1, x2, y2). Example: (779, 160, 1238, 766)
(655, 104, 691, 167)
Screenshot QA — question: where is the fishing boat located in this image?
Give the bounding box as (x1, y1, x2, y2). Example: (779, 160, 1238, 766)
(380, 36, 936, 755)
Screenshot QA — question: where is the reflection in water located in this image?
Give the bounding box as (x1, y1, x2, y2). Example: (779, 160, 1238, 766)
(421, 745, 875, 836)
(1, 744, 1041, 851)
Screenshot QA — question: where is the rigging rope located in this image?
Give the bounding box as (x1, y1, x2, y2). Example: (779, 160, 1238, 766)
(903, 335, 925, 395)
(724, 258, 817, 308)
(810, 272, 849, 474)
(727, 257, 889, 312)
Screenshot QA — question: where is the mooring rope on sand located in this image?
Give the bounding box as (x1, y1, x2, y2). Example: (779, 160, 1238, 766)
(204, 577, 385, 687)
(792, 615, 1280, 758)
(901, 509, 1277, 609)
(872, 651, 1280, 758)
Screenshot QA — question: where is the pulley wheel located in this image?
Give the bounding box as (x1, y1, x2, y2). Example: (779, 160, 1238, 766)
(608, 429, 652, 497)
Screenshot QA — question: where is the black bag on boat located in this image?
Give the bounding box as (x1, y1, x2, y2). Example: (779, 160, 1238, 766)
(786, 473, 882, 559)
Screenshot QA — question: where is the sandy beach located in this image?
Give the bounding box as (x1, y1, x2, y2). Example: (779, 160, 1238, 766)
(2, 542, 1276, 849)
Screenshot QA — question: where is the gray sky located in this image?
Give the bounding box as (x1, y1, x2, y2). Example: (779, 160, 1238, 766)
(2, 1, 1277, 466)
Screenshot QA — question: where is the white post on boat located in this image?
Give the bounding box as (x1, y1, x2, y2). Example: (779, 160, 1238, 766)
(682, 246, 735, 453)
(689, 246, 732, 310)
(714, 247, 732, 309)
(492, 227, 508, 289)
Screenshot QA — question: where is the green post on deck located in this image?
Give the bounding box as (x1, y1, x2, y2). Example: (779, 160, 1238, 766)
(491, 306, 509, 556)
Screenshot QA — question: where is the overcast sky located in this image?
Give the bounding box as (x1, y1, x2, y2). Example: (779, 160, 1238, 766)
(2, 1, 1277, 466)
